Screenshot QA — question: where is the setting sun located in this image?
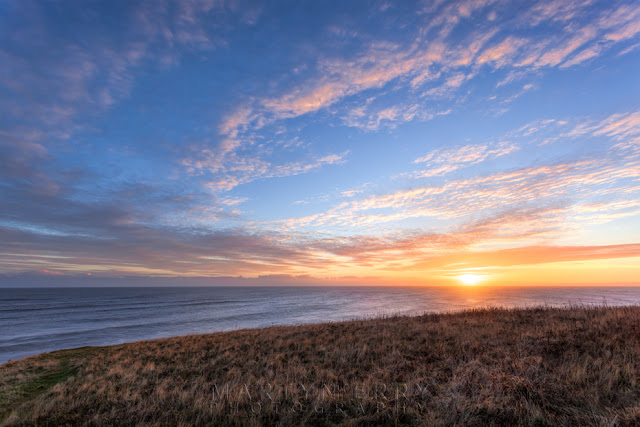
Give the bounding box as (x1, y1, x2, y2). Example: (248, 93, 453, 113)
(457, 274, 485, 286)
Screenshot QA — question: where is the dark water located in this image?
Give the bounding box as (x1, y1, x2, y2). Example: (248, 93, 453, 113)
(2, 286, 640, 364)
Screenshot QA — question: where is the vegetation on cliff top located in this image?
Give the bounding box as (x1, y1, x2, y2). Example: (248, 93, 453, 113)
(2, 306, 640, 426)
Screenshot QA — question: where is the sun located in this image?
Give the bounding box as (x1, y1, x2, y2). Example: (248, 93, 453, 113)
(457, 274, 485, 286)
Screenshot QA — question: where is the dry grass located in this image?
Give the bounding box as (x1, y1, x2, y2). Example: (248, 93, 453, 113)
(2, 306, 640, 426)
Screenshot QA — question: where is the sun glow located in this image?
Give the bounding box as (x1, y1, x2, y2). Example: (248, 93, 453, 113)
(457, 274, 485, 286)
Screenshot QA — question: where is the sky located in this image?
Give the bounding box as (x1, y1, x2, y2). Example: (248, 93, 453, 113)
(1, 0, 639, 287)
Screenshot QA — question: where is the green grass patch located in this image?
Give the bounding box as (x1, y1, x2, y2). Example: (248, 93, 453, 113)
(0, 347, 101, 424)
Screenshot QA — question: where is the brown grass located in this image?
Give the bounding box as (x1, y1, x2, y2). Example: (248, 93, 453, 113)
(2, 306, 640, 426)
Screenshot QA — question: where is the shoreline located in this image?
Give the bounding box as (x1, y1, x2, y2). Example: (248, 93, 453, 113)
(0, 301, 628, 364)
(2, 305, 640, 425)
(5, 284, 640, 366)
(0, 300, 625, 366)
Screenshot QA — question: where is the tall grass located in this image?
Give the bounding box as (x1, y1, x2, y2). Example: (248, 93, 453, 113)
(2, 306, 640, 426)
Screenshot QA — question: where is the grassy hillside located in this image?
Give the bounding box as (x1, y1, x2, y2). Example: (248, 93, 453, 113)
(2, 306, 640, 426)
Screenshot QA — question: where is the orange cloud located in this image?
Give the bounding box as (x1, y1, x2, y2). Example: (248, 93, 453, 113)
(411, 243, 640, 270)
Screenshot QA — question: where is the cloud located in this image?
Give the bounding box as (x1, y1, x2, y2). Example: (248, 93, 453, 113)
(410, 243, 640, 271)
(0, 0, 265, 203)
(526, 0, 595, 25)
(592, 111, 640, 143)
(1, 0, 236, 123)
(536, 26, 598, 67)
(538, 110, 640, 148)
(174, 0, 640, 200)
(476, 37, 527, 68)
(560, 43, 605, 67)
(1, 143, 638, 281)
(3, 188, 638, 280)
(269, 110, 640, 234)
(343, 104, 436, 131)
(341, 188, 365, 198)
(187, 151, 348, 192)
(413, 141, 519, 177)
(2, 1, 639, 283)
(213, 0, 640, 143)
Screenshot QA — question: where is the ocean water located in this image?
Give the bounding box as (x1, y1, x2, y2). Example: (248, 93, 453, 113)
(2, 286, 640, 364)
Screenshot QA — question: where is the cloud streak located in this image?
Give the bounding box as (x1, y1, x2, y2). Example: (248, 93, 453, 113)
(413, 141, 518, 177)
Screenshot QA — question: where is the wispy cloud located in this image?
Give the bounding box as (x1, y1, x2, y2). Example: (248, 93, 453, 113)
(413, 141, 519, 177)
(3, 199, 638, 279)
(0, 0, 262, 202)
(176, 0, 640, 199)
(185, 151, 348, 192)
(270, 110, 640, 236)
(213, 0, 640, 142)
(539, 110, 640, 148)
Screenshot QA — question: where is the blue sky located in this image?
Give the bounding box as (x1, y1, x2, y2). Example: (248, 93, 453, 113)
(1, 0, 640, 285)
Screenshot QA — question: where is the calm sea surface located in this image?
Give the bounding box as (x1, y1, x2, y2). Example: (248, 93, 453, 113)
(2, 286, 640, 364)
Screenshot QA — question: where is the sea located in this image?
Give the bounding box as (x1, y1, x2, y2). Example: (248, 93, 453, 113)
(2, 286, 640, 364)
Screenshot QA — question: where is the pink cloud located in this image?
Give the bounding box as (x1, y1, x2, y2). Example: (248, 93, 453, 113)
(477, 37, 527, 68)
(201, 152, 348, 192)
(412, 141, 518, 177)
